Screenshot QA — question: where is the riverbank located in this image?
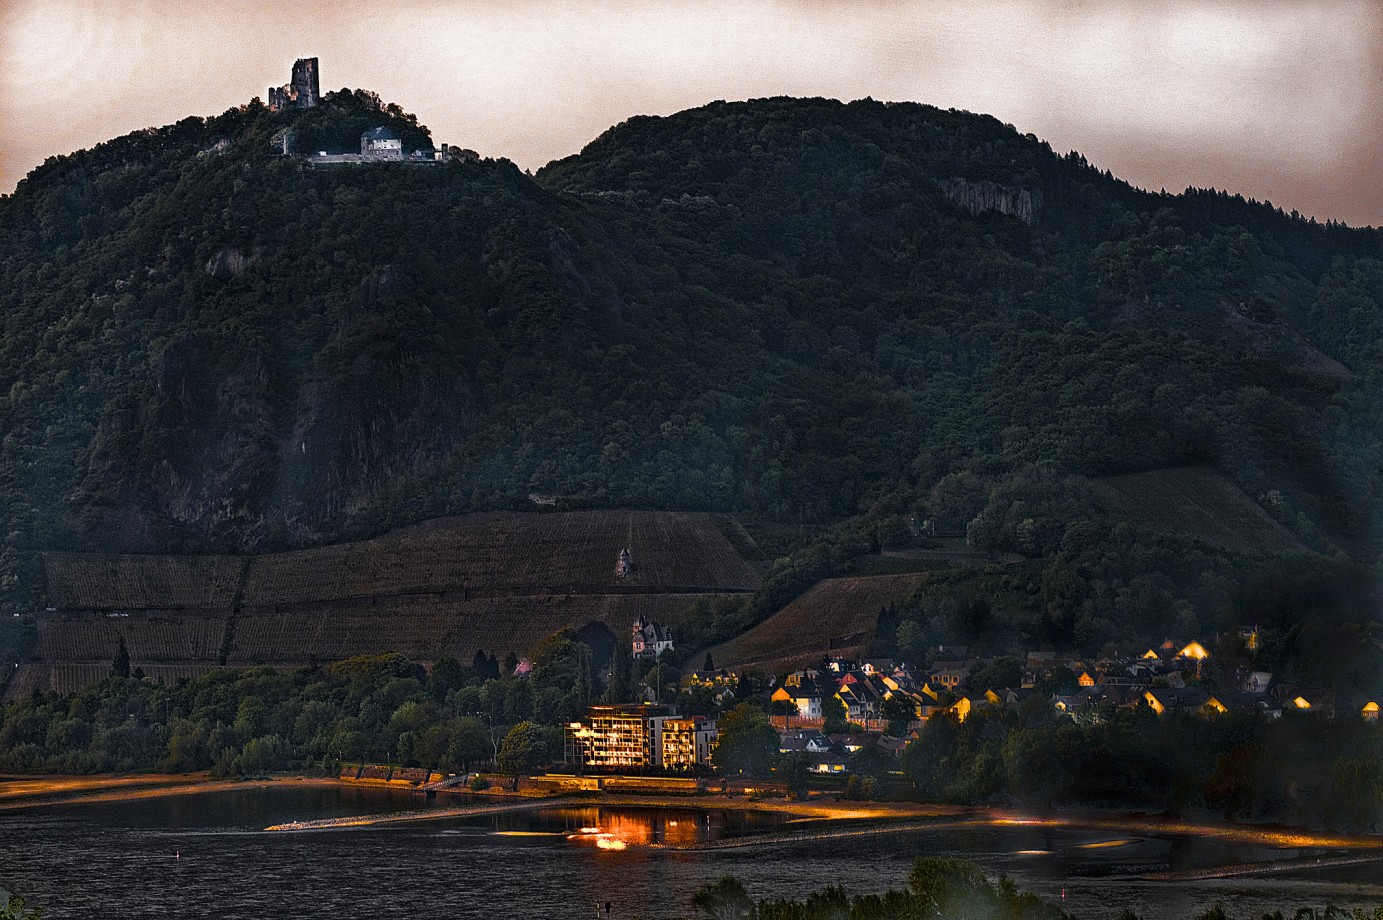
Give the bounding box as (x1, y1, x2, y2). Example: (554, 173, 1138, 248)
(0, 772, 338, 810)
(5, 772, 1382, 868)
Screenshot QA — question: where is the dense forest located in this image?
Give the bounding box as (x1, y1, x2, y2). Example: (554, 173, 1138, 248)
(2, 89, 1383, 672)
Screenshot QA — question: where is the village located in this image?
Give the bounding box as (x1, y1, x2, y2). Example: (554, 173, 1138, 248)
(558, 616, 1383, 779)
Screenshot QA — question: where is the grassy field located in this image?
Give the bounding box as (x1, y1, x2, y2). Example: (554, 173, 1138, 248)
(703, 573, 927, 673)
(1091, 466, 1305, 554)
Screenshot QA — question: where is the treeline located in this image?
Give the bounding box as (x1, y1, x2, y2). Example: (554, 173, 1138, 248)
(0, 628, 608, 776)
(902, 705, 1383, 831)
(689, 858, 1383, 920)
(691, 859, 1069, 920)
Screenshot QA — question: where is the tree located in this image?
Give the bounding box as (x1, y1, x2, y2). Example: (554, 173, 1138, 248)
(710, 704, 779, 777)
(604, 643, 633, 704)
(496, 720, 561, 774)
(881, 695, 916, 737)
(428, 657, 468, 703)
(782, 751, 811, 799)
(1203, 743, 1261, 820)
(703, 651, 715, 671)
(471, 650, 500, 682)
(908, 857, 995, 916)
(690, 876, 752, 920)
(447, 717, 492, 770)
(972, 656, 1022, 691)
(111, 636, 129, 680)
(0, 886, 42, 920)
(822, 693, 849, 734)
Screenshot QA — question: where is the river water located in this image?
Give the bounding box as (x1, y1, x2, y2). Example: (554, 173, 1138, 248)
(1, 786, 1380, 920)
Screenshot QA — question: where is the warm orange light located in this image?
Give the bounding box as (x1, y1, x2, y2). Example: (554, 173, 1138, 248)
(1179, 641, 1209, 660)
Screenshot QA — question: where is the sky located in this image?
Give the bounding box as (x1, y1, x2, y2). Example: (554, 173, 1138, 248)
(1, 0, 1380, 227)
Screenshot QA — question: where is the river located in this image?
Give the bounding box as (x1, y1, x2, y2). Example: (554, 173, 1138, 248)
(1, 786, 1380, 919)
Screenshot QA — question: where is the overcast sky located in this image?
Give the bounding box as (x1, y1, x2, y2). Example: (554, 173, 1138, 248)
(2, 0, 1380, 226)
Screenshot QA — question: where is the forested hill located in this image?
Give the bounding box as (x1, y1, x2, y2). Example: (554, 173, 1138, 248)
(3, 91, 1383, 654)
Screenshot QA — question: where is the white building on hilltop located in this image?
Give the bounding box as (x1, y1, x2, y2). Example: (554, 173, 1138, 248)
(360, 127, 402, 158)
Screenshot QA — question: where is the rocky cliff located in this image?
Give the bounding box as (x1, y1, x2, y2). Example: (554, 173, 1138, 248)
(937, 177, 1040, 225)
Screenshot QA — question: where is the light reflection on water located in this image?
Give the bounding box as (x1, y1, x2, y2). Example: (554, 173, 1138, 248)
(0, 787, 1379, 920)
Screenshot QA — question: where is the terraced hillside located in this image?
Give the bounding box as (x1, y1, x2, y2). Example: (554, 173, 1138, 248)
(1091, 467, 1305, 554)
(10, 511, 763, 698)
(704, 573, 926, 674)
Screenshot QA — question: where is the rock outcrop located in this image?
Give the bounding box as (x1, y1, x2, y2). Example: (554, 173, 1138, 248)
(938, 177, 1040, 225)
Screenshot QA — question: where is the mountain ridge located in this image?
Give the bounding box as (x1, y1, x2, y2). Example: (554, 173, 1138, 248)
(3, 90, 1382, 671)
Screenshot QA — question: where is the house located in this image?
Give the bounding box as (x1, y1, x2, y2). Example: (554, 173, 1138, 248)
(615, 547, 633, 578)
(946, 695, 989, 723)
(360, 126, 403, 158)
(1356, 696, 1380, 721)
(631, 615, 674, 659)
(1178, 640, 1211, 661)
(836, 672, 886, 723)
(1077, 671, 1096, 688)
(876, 734, 908, 757)
(987, 687, 1039, 710)
(928, 662, 971, 691)
(828, 733, 873, 754)
(1143, 687, 1210, 716)
(1242, 671, 1273, 694)
(685, 669, 736, 688)
(1284, 690, 1336, 718)
(779, 729, 833, 755)
(807, 753, 851, 774)
(771, 681, 823, 721)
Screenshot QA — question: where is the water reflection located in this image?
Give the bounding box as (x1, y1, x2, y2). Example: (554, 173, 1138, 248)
(493, 805, 782, 847)
(1, 787, 1380, 920)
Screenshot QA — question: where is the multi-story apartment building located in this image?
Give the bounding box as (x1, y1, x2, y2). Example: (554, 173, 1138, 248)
(565, 704, 674, 771)
(660, 716, 718, 771)
(565, 704, 718, 771)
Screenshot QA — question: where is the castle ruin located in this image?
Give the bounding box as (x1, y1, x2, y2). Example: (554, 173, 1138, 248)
(268, 58, 320, 112)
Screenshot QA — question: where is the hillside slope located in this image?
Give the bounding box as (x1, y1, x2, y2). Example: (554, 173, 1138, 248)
(3, 91, 1383, 669)
(1091, 466, 1304, 554)
(11, 510, 762, 699)
(704, 573, 926, 673)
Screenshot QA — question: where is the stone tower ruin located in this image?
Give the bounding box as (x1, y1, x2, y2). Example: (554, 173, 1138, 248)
(268, 58, 320, 112)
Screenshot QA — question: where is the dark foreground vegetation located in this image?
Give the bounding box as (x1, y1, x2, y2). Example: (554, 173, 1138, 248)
(688, 858, 1382, 920)
(0, 885, 41, 920)
(902, 703, 1383, 831)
